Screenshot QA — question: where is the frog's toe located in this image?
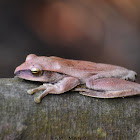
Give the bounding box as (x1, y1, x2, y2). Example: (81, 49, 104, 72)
(27, 89, 35, 95)
(34, 97, 41, 103)
(123, 70, 137, 82)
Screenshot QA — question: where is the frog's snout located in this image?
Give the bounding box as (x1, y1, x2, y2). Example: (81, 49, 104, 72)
(14, 71, 20, 76)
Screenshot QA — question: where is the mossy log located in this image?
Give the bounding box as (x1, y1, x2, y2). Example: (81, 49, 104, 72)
(0, 78, 140, 140)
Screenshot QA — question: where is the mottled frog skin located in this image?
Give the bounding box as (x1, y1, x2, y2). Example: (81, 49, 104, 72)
(14, 54, 140, 103)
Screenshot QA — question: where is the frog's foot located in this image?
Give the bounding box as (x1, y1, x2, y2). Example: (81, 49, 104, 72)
(122, 70, 137, 82)
(27, 84, 53, 103)
(75, 78, 140, 98)
(27, 77, 80, 103)
(27, 84, 50, 95)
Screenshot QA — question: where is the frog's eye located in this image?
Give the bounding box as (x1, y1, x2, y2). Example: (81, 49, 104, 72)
(30, 68, 42, 76)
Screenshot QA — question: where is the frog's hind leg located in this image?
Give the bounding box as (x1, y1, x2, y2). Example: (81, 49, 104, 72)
(76, 88, 135, 98)
(75, 78, 140, 98)
(86, 70, 137, 89)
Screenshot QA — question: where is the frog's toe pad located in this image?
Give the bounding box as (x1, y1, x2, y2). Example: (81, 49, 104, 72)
(34, 97, 41, 103)
(27, 89, 35, 95)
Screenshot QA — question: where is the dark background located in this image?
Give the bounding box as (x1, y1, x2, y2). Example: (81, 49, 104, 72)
(0, 0, 140, 82)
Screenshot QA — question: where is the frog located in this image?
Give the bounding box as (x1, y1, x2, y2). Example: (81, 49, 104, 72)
(14, 54, 140, 103)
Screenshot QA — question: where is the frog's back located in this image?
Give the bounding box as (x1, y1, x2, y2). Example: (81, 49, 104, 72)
(43, 56, 119, 79)
(47, 56, 98, 71)
(48, 56, 118, 71)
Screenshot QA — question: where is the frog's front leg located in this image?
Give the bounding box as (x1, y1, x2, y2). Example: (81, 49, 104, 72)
(28, 77, 80, 103)
(75, 78, 140, 98)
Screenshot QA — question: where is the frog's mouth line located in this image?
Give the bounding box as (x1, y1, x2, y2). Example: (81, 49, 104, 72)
(15, 69, 44, 77)
(15, 70, 66, 76)
(14, 70, 43, 80)
(14, 69, 68, 83)
(14, 70, 29, 76)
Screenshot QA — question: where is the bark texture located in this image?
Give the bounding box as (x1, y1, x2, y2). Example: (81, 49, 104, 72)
(0, 78, 140, 140)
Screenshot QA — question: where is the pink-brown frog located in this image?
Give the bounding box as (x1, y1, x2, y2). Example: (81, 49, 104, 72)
(14, 54, 140, 103)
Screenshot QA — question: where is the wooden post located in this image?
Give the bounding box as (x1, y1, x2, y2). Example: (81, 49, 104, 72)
(0, 78, 140, 140)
